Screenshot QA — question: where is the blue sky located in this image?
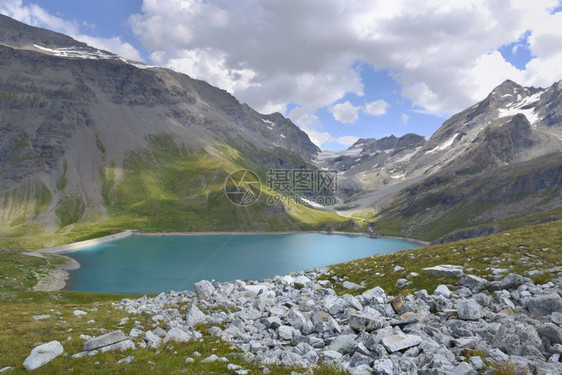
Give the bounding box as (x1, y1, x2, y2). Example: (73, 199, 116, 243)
(3, 0, 562, 150)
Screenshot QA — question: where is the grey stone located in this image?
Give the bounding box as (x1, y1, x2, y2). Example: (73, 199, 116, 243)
(343, 281, 362, 290)
(321, 350, 343, 366)
(164, 327, 191, 343)
(452, 362, 475, 375)
(278, 325, 297, 341)
(381, 334, 422, 352)
(498, 273, 529, 290)
(537, 323, 562, 345)
(0, 367, 13, 373)
(348, 313, 386, 332)
(457, 299, 484, 320)
(143, 331, 162, 348)
(262, 316, 282, 329)
(373, 358, 394, 375)
(491, 320, 542, 355)
(551, 312, 562, 325)
(185, 302, 206, 326)
(32, 314, 51, 320)
(472, 292, 492, 307)
(201, 354, 227, 363)
(434, 285, 452, 298)
(129, 328, 142, 338)
(293, 275, 311, 289)
(194, 280, 215, 300)
(99, 340, 135, 353)
(117, 355, 134, 364)
(526, 293, 562, 316)
(327, 334, 356, 354)
(22, 341, 64, 371)
(287, 308, 307, 331)
(84, 330, 126, 351)
(312, 311, 341, 334)
(469, 356, 484, 370)
(395, 278, 411, 289)
(423, 265, 464, 278)
(347, 364, 374, 375)
(153, 327, 166, 337)
(349, 352, 374, 367)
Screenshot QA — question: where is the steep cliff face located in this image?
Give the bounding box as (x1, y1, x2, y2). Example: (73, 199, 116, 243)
(0, 16, 323, 237)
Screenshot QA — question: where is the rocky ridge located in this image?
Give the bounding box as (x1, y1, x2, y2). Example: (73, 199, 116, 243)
(20, 266, 561, 374)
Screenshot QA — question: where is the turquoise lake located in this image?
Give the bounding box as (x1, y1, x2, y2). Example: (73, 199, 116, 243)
(64, 233, 422, 294)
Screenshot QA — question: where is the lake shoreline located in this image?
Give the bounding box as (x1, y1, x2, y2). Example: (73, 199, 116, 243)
(32, 253, 81, 292)
(135, 231, 431, 246)
(35, 230, 427, 292)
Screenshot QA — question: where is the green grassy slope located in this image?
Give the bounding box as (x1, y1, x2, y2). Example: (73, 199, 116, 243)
(370, 152, 562, 242)
(0, 134, 353, 250)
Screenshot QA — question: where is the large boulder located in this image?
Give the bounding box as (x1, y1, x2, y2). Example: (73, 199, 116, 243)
(491, 319, 542, 355)
(381, 334, 422, 353)
(526, 293, 562, 316)
(348, 313, 386, 332)
(422, 265, 464, 278)
(84, 330, 126, 351)
(194, 280, 215, 300)
(185, 302, 207, 326)
(457, 299, 484, 320)
(23, 341, 64, 370)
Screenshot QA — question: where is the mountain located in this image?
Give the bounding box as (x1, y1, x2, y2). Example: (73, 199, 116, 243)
(361, 80, 562, 242)
(0, 15, 345, 246)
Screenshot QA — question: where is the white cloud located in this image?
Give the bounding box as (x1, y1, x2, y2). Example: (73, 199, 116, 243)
(364, 100, 389, 116)
(337, 136, 360, 146)
(0, 0, 142, 61)
(401, 113, 410, 125)
(128, 0, 562, 124)
(329, 101, 360, 123)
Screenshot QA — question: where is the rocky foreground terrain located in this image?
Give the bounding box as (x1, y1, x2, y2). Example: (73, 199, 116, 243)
(18, 265, 562, 374)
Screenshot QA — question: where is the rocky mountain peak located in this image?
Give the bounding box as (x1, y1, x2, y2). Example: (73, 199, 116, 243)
(0, 14, 86, 49)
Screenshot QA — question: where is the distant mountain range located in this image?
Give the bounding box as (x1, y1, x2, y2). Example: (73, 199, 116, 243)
(0, 14, 560, 246)
(322, 78, 562, 242)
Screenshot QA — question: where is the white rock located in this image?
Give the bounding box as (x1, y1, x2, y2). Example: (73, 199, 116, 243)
(73, 310, 87, 316)
(342, 281, 362, 290)
(32, 314, 51, 320)
(452, 361, 475, 375)
(434, 285, 452, 298)
(278, 325, 296, 340)
(293, 275, 311, 289)
(164, 327, 191, 343)
(381, 334, 422, 352)
(129, 328, 143, 338)
(373, 358, 394, 375)
(185, 302, 206, 326)
(423, 265, 464, 278)
(394, 265, 405, 272)
(143, 331, 162, 348)
(194, 280, 215, 300)
(23, 341, 64, 370)
(84, 330, 126, 351)
(457, 299, 484, 320)
(117, 355, 134, 364)
(99, 339, 135, 353)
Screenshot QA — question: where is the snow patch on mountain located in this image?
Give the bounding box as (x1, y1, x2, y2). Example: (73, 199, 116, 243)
(425, 133, 459, 154)
(497, 91, 543, 125)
